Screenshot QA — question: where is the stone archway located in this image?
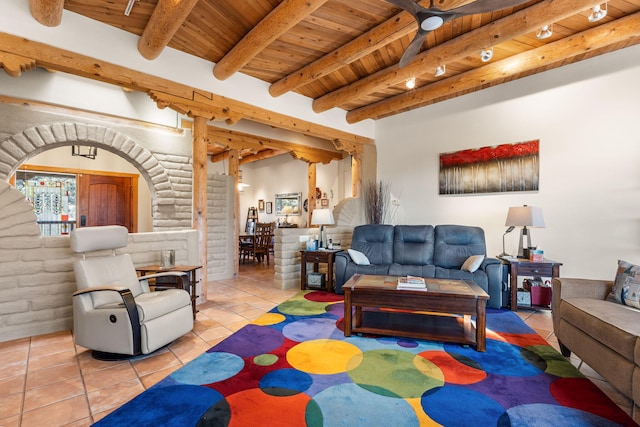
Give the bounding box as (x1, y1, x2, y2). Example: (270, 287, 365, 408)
(0, 122, 177, 206)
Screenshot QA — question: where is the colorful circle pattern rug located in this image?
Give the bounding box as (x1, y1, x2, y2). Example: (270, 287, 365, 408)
(95, 291, 637, 426)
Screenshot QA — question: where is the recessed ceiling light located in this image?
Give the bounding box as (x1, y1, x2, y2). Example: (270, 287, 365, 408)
(480, 47, 493, 62)
(406, 77, 416, 89)
(434, 65, 446, 77)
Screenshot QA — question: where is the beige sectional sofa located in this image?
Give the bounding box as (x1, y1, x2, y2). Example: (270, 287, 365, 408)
(552, 277, 640, 423)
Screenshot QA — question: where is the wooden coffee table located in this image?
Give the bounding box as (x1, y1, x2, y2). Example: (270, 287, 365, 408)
(342, 274, 489, 351)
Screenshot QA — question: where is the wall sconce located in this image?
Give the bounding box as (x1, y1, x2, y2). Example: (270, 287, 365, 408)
(71, 145, 97, 159)
(434, 65, 446, 77)
(405, 77, 416, 89)
(536, 24, 553, 40)
(480, 47, 493, 62)
(588, 3, 607, 22)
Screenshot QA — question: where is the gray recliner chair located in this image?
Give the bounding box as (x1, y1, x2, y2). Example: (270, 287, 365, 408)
(70, 225, 194, 359)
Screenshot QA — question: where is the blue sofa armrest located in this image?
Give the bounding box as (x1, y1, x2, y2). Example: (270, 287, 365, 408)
(334, 251, 351, 293)
(481, 257, 503, 308)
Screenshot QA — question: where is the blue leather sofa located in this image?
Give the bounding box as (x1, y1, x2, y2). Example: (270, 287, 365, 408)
(334, 224, 505, 308)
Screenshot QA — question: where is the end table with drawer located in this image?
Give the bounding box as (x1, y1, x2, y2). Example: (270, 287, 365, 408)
(300, 249, 340, 291)
(500, 257, 562, 311)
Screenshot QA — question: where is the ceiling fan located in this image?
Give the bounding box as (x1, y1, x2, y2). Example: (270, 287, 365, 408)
(388, 0, 532, 68)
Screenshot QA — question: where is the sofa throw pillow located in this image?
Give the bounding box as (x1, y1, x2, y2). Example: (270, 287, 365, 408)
(461, 255, 484, 273)
(623, 278, 640, 309)
(612, 260, 640, 303)
(348, 249, 370, 265)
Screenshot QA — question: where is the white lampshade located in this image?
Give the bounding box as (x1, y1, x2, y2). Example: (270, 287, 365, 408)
(311, 208, 334, 226)
(505, 205, 545, 227)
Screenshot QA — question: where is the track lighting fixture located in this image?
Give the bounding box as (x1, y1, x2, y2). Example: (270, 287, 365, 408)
(434, 65, 446, 77)
(480, 47, 493, 62)
(406, 77, 416, 89)
(588, 3, 607, 22)
(536, 24, 553, 40)
(124, 0, 139, 16)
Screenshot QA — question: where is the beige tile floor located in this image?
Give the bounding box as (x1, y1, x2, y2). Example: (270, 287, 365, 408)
(0, 264, 632, 426)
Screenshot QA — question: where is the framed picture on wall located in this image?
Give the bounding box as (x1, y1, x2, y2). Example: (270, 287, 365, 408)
(321, 198, 329, 207)
(266, 202, 273, 214)
(258, 199, 265, 212)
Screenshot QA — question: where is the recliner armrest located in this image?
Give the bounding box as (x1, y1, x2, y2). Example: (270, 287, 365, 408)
(73, 285, 128, 297)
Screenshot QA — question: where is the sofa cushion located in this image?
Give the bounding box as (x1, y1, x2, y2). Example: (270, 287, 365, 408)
(462, 255, 485, 273)
(351, 224, 394, 265)
(392, 225, 435, 265)
(613, 260, 640, 304)
(560, 298, 640, 362)
(348, 249, 370, 265)
(389, 264, 436, 278)
(433, 225, 487, 268)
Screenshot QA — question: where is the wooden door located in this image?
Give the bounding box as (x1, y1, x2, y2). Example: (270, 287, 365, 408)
(77, 173, 137, 232)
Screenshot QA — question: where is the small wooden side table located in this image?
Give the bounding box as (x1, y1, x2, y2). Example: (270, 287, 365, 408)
(500, 257, 562, 311)
(300, 250, 340, 291)
(136, 264, 202, 319)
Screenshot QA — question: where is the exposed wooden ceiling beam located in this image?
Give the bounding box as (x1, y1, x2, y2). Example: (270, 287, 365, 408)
(346, 12, 640, 123)
(208, 127, 344, 165)
(29, 0, 64, 27)
(138, 0, 199, 60)
(268, 0, 476, 97)
(0, 32, 372, 148)
(240, 149, 288, 164)
(213, 0, 329, 81)
(312, 0, 604, 113)
(0, 52, 37, 78)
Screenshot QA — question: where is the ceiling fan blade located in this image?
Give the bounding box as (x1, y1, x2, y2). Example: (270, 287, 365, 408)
(399, 30, 428, 68)
(386, 0, 424, 16)
(450, 0, 531, 16)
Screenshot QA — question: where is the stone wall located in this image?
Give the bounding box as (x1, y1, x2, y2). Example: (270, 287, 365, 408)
(0, 103, 236, 342)
(0, 179, 200, 342)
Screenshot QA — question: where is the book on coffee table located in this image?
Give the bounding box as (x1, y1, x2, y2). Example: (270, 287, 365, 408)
(397, 276, 427, 290)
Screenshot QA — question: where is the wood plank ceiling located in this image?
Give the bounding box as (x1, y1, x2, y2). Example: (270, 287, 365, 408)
(22, 0, 640, 160)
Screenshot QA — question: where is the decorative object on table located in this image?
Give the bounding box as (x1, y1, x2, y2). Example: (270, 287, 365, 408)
(311, 208, 334, 249)
(258, 199, 265, 212)
(439, 140, 539, 195)
(499, 225, 515, 256)
(306, 239, 318, 251)
(265, 201, 272, 214)
(160, 249, 175, 269)
(505, 205, 545, 258)
(363, 180, 396, 224)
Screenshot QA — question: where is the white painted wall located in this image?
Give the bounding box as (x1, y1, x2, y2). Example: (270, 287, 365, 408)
(376, 44, 640, 280)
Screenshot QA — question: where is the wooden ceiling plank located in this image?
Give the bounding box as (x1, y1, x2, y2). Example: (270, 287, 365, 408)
(213, 0, 330, 81)
(240, 149, 288, 164)
(0, 32, 371, 147)
(346, 12, 640, 123)
(268, 0, 429, 97)
(29, 0, 64, 27)
(312, 0, 605, 113)
(138, 0, 200, 60)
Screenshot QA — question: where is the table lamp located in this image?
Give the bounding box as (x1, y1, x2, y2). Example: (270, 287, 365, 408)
(311, 208, 334, 249)
(505, 205, 545, 258)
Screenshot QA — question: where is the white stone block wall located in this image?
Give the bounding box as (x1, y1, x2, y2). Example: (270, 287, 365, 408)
(207, 174, 235, 280)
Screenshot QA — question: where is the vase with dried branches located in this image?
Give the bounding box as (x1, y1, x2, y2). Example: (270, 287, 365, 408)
(363, 180, 396, 224)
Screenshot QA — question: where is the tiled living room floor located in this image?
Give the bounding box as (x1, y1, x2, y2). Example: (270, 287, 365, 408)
(0, 263, 632, 426)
